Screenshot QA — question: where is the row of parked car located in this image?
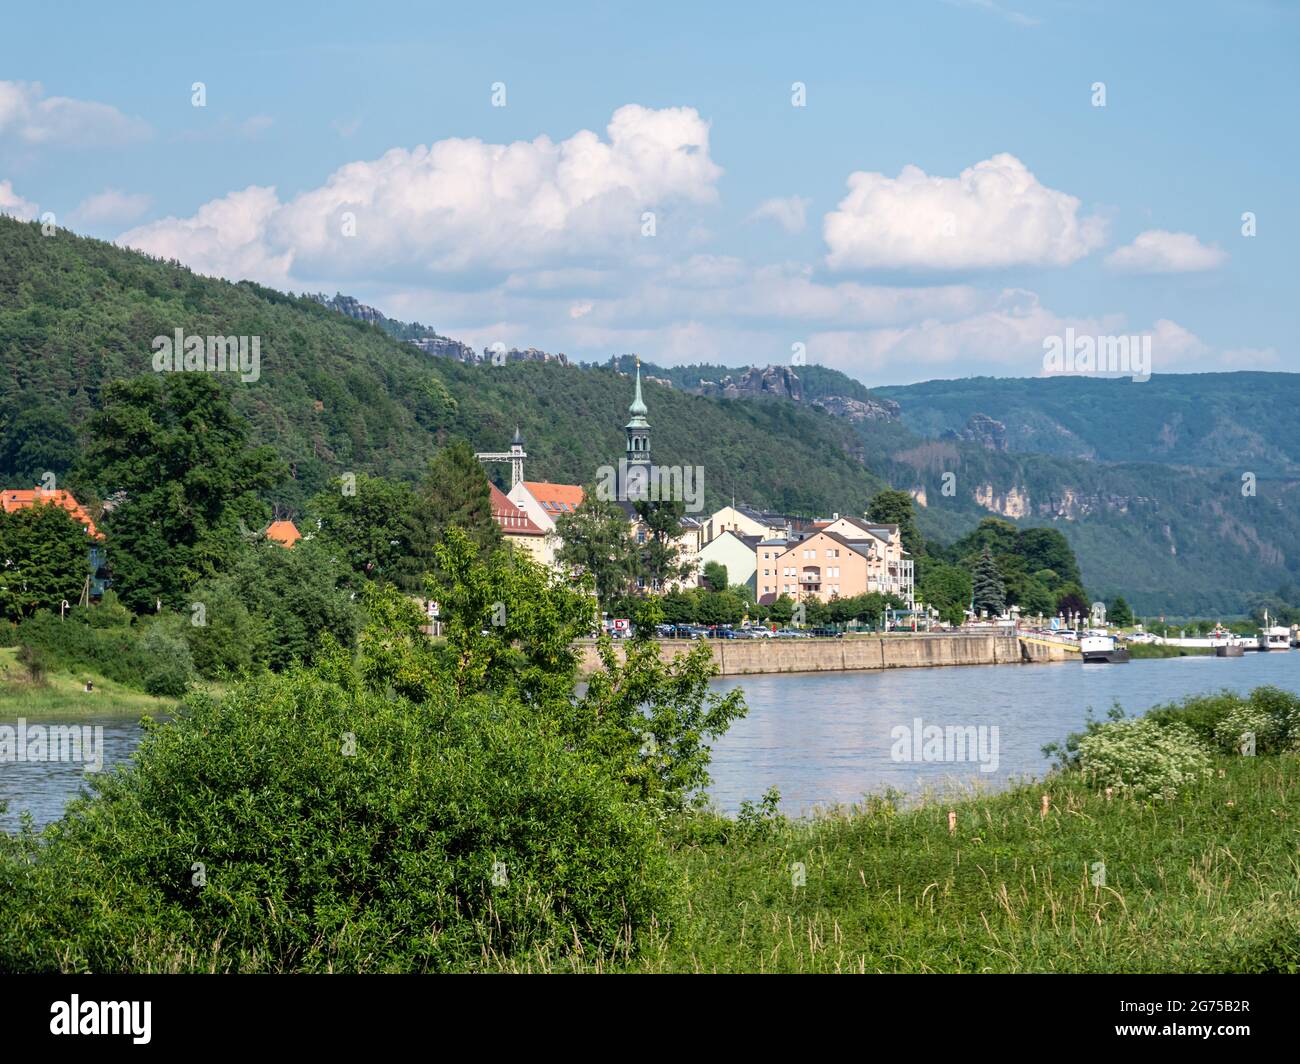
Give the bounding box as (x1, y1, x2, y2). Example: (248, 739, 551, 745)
(653, 624, 845, 640)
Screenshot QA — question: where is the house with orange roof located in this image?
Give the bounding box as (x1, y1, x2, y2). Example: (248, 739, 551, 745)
(2, 487, 110, 599)
(2, 487, 103, 539)
(489, 483, 547, 564)
(265, 519, 302, 547)
(507, 480, 584, 567)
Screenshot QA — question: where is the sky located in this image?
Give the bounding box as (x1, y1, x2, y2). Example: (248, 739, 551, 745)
(1, 0, 1295, 386)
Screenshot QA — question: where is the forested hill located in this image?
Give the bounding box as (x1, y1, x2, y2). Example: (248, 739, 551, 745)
(2, 214, 1298, 616)
(875, 373, 1300, 474)
(0, 215, 886, 518)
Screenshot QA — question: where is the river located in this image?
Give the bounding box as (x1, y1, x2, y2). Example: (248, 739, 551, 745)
(3, 653, 1298, 830)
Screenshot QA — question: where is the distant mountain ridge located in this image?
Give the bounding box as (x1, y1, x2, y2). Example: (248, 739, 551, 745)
(875, 374, 1300, 475)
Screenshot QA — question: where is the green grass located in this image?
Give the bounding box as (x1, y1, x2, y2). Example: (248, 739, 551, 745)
(489, 755, 1300, 973)
(0, 646, 179, 718)
(1129, 642, 1214, 659)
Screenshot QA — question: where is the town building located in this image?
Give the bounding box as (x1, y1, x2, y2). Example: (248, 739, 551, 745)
(489, 483, 547, 564)
(2, 487, 110, 599)
(696, 529, 761, 595)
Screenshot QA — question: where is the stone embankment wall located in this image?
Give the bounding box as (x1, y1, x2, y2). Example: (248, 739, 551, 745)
(575, 632, 1064, 676)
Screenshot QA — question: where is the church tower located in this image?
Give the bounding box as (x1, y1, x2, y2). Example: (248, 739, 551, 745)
(622, 357, 651, 501)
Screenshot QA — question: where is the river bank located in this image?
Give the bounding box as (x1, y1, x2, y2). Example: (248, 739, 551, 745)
(577, 631, 1071, 676)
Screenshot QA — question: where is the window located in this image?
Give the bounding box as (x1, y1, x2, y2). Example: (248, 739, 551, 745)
(827, 548, 839, 559)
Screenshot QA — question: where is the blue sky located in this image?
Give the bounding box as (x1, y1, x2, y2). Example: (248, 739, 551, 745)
(1, 0, 1295, 385)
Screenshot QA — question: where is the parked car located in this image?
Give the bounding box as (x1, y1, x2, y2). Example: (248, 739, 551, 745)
(712, 627, 737, 639)
(808, 627, 843, 638)
(775, 628, 811, 639)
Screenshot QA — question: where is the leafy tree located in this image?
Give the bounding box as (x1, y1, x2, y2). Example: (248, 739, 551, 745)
(1108, 595, 1134, 627)
(702, 560, 728, 592)
(917, 560, 971, 621)
(0, 403, 78, 486)
(308, 473, 417, 588)
(865, 489, 923, 557)
(0, 503, 92, 621)
(971, 546, 1006, 616)
(633, 499, 689, 591)
(82, 375, 283, 613)
(554, 490, 637, 608)
(403, 439, 500, 588)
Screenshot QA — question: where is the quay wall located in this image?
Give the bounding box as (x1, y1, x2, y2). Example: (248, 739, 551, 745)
(576, 633, 1064, 676)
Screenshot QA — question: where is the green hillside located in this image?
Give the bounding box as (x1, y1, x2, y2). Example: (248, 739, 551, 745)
(3, 214, 1298, 616)
(0, 215, 885, 519)
(875, 373, 1300, 474)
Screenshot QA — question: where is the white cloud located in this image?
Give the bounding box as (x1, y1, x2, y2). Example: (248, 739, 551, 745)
(119, 185, 294, 286)
(824, 153, 1106, 271)
(71, 188, 152, 226)
(748, 195, 810, 233)
(1104, 229, 1227, 273)
(0, 80, 150, 146)
(0, 179, 38, 221)
(121, 105, 722, 285)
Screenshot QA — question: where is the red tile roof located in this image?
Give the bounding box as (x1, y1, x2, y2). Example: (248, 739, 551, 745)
(265, 519, 302, 547)
(521, 481, 584, 514)
(490, 483, 544, 536)
(1, 488, 103, 539)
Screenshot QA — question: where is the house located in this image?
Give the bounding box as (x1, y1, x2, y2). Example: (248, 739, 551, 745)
(811, 515, 914, 603)
(507, 480, 584, 567)
(696, 529, 760, 594)
(265, 519, 302, 547)
(703, 504, 795, 544)
(2, 488, 102, 538)
(489, 483, 547, 565)
(2, 487, 109, 598)
(759, 530, 874, 604)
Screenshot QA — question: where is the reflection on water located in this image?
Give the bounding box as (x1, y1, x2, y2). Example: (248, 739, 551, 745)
(705, 653, 1300, 816)
(0, 716, 152, 832)
(3, 654, 1298, 829)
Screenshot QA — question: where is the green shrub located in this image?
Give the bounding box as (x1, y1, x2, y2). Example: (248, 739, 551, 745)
(0, 668, 675, 972)
(138, 615, 195, 697)
(1075, 717, 1212, 800)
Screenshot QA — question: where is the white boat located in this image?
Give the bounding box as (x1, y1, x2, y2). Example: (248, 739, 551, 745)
(1081, 633, 1130, 663)
(1257, 626, 1290, 651)
(1257, 610, 1291, 651)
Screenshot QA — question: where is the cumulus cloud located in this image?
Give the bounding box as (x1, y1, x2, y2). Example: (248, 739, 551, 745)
(71, 188, 151, 226)
(120, 105, 722, 285)
(1104, 229, 1227, 273)
(119, 186, 293, 286)
(748, 195, 810, 233)
(0, 80, 150, 146)
(823, 153, 1106, 271)
(0, 179, 38, 220)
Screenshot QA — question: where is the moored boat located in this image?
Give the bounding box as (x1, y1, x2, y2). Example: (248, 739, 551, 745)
(1081, 633, 1130, 663)
(1215, 643, 1245, 657)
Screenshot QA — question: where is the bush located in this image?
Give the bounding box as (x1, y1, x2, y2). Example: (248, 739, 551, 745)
(1075, 717, 1212, 800)
(15, 643, 49, 684)
(0, 667, 675, 972)
(138, 616, 195, 697)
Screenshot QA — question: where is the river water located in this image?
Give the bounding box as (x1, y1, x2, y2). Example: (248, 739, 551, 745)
(3, 654, 1298, 830)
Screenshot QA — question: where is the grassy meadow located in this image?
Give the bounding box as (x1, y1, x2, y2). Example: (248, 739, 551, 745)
(0, 646, 179, 718)
(494, 754, 1300, 973)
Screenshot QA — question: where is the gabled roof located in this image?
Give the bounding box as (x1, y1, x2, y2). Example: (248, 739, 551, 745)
(521, 481, 584, 513)
(490, 483, 544, 536)
(1, 488, 103, 540)
(265, 519, 301, 547)
(774, 528, 869, 560)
